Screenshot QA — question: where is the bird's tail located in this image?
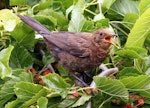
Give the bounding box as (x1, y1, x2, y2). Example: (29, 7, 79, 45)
(17, 14, 51, 35)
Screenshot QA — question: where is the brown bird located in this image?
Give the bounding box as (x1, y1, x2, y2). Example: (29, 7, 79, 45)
(17, 15, 116, 73)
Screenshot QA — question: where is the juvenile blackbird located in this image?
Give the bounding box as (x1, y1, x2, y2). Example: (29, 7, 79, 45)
(17, 15, 116, 72)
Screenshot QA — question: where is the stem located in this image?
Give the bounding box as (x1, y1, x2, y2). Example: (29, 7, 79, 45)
(98, 96, 113, 108)
(32, 4, 39, 14)
(85, 0, 97, 8)
(97, 0, 102, 13)
(84, 9, 97, 16)
(110, 23, 129, 36)
(110, 21, 133, 30)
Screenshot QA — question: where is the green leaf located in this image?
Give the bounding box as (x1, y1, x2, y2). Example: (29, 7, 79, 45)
(102, 0, 116, 11)
(9, 45, 33, 69)
(125, 8, 150, 47)
(144, 56, 150, 75)
(21, 88, 49, 108)
(93, 13, 105, 22)
(0, 70, 33, 106)
(10, 0, 38, 6)
(42, 73, 70, 98)
(68, 0, 86, 32)
(42, 52, 55, 65)
(36, 0, 53, 10)
(10, 0, 28, 6)
(107, 0, 139, 20)
(0, 45, 14, 79)
(0, 9, 19, 31)
(58, 99, 77, 108)
(94, 76, 129, 100)
(95, 18, 109, 29)
(34, 15, 56, 27)
(116, 49, 143, 59)
(82, 21, 95, 32)
(0, 79, 17, 98)
(0, 76, 19, 107)
(71, 94, 91, 107)
(19, 72, 33, 83)
(120, 75, 150, 97)
(123, 13, 139, 29)
(117, 67, 141, 79)
(5, 99, 22, 108)
(14, 82, 43, 101)
(11, 22, 35, 50)
(66, 5, 74, 19)
(37, 97, 48, 108)
(37, 9, 67, 26)
(139, 0, 150, 15)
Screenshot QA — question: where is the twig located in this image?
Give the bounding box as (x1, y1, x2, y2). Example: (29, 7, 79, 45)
(47, 64, 55, 73)
(97, 0, 102, 14)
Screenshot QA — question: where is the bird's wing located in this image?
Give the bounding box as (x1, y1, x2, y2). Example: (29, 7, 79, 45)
(43, 32, 92, 57)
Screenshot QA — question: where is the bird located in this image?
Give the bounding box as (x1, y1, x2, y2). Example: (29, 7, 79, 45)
(17, 14, 116, 73)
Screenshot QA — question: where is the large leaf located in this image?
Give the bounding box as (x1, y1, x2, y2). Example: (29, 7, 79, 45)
(11, 22, 35, 50)
(102, 0, 116, 12)
(116, 67, 141, 79)
(9, 45, 33, 69)
(125, 8, 150, 47)
(13, 82, 50, 107)
(94, 76, 129, 100)
(0, 78, 17, 107)
(10, 0, 39, 6)
(42, 73, 70, 98)
(14, 82, 45, 101)
(71, 94, 91, 107)
(120, 75, 150, 97)
(139, 0, 150, 15)
(0, 78, 17, 98)
(123, 13, 139, 29)
(107, 0, 139, 20)
(82, 20, 95, 32)
(0, 45, 13, 79)
(0, 69, 34, 107)
(68, 0, 86, 32)
(116, 49, 143, 59)
(58, 99, 77, 108)
(37, 9, 68, 27)
(5, 99, 22, 108)
(0, 9, 19, 31)
(37, 97, 48, 108)
(20, 88, 49, 107)
(10, 0, 28, 6)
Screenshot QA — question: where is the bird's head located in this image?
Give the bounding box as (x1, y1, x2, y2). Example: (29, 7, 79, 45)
(93, 28, 117, 44)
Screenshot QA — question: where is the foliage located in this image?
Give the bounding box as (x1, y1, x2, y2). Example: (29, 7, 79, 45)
(0, 0, 150, 107)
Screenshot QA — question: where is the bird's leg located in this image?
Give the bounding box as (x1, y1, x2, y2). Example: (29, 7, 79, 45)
(70, 72, 89, 87)
(83, 71, 92, 78)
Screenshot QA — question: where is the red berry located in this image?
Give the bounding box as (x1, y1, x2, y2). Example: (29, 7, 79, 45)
(35, 74, 41, 80)
(43, 69, 51, 75)
(72, 91, 79, 97)
(138, 98, 144, 106)
(39, 80, 45, 85)
(128, 95, 140, 99)
(125, 103, 132, 108)
(29, 67, 35, 73)
(85, 89, 91, 95)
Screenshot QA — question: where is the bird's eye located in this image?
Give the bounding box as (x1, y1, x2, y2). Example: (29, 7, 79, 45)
(99, 32, 103, 36)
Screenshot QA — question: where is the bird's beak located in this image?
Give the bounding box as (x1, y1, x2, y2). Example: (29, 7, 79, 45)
(104, 34, 117, 44)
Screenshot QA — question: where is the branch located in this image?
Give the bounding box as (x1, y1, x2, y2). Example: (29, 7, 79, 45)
(86, 64, 119, 108)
